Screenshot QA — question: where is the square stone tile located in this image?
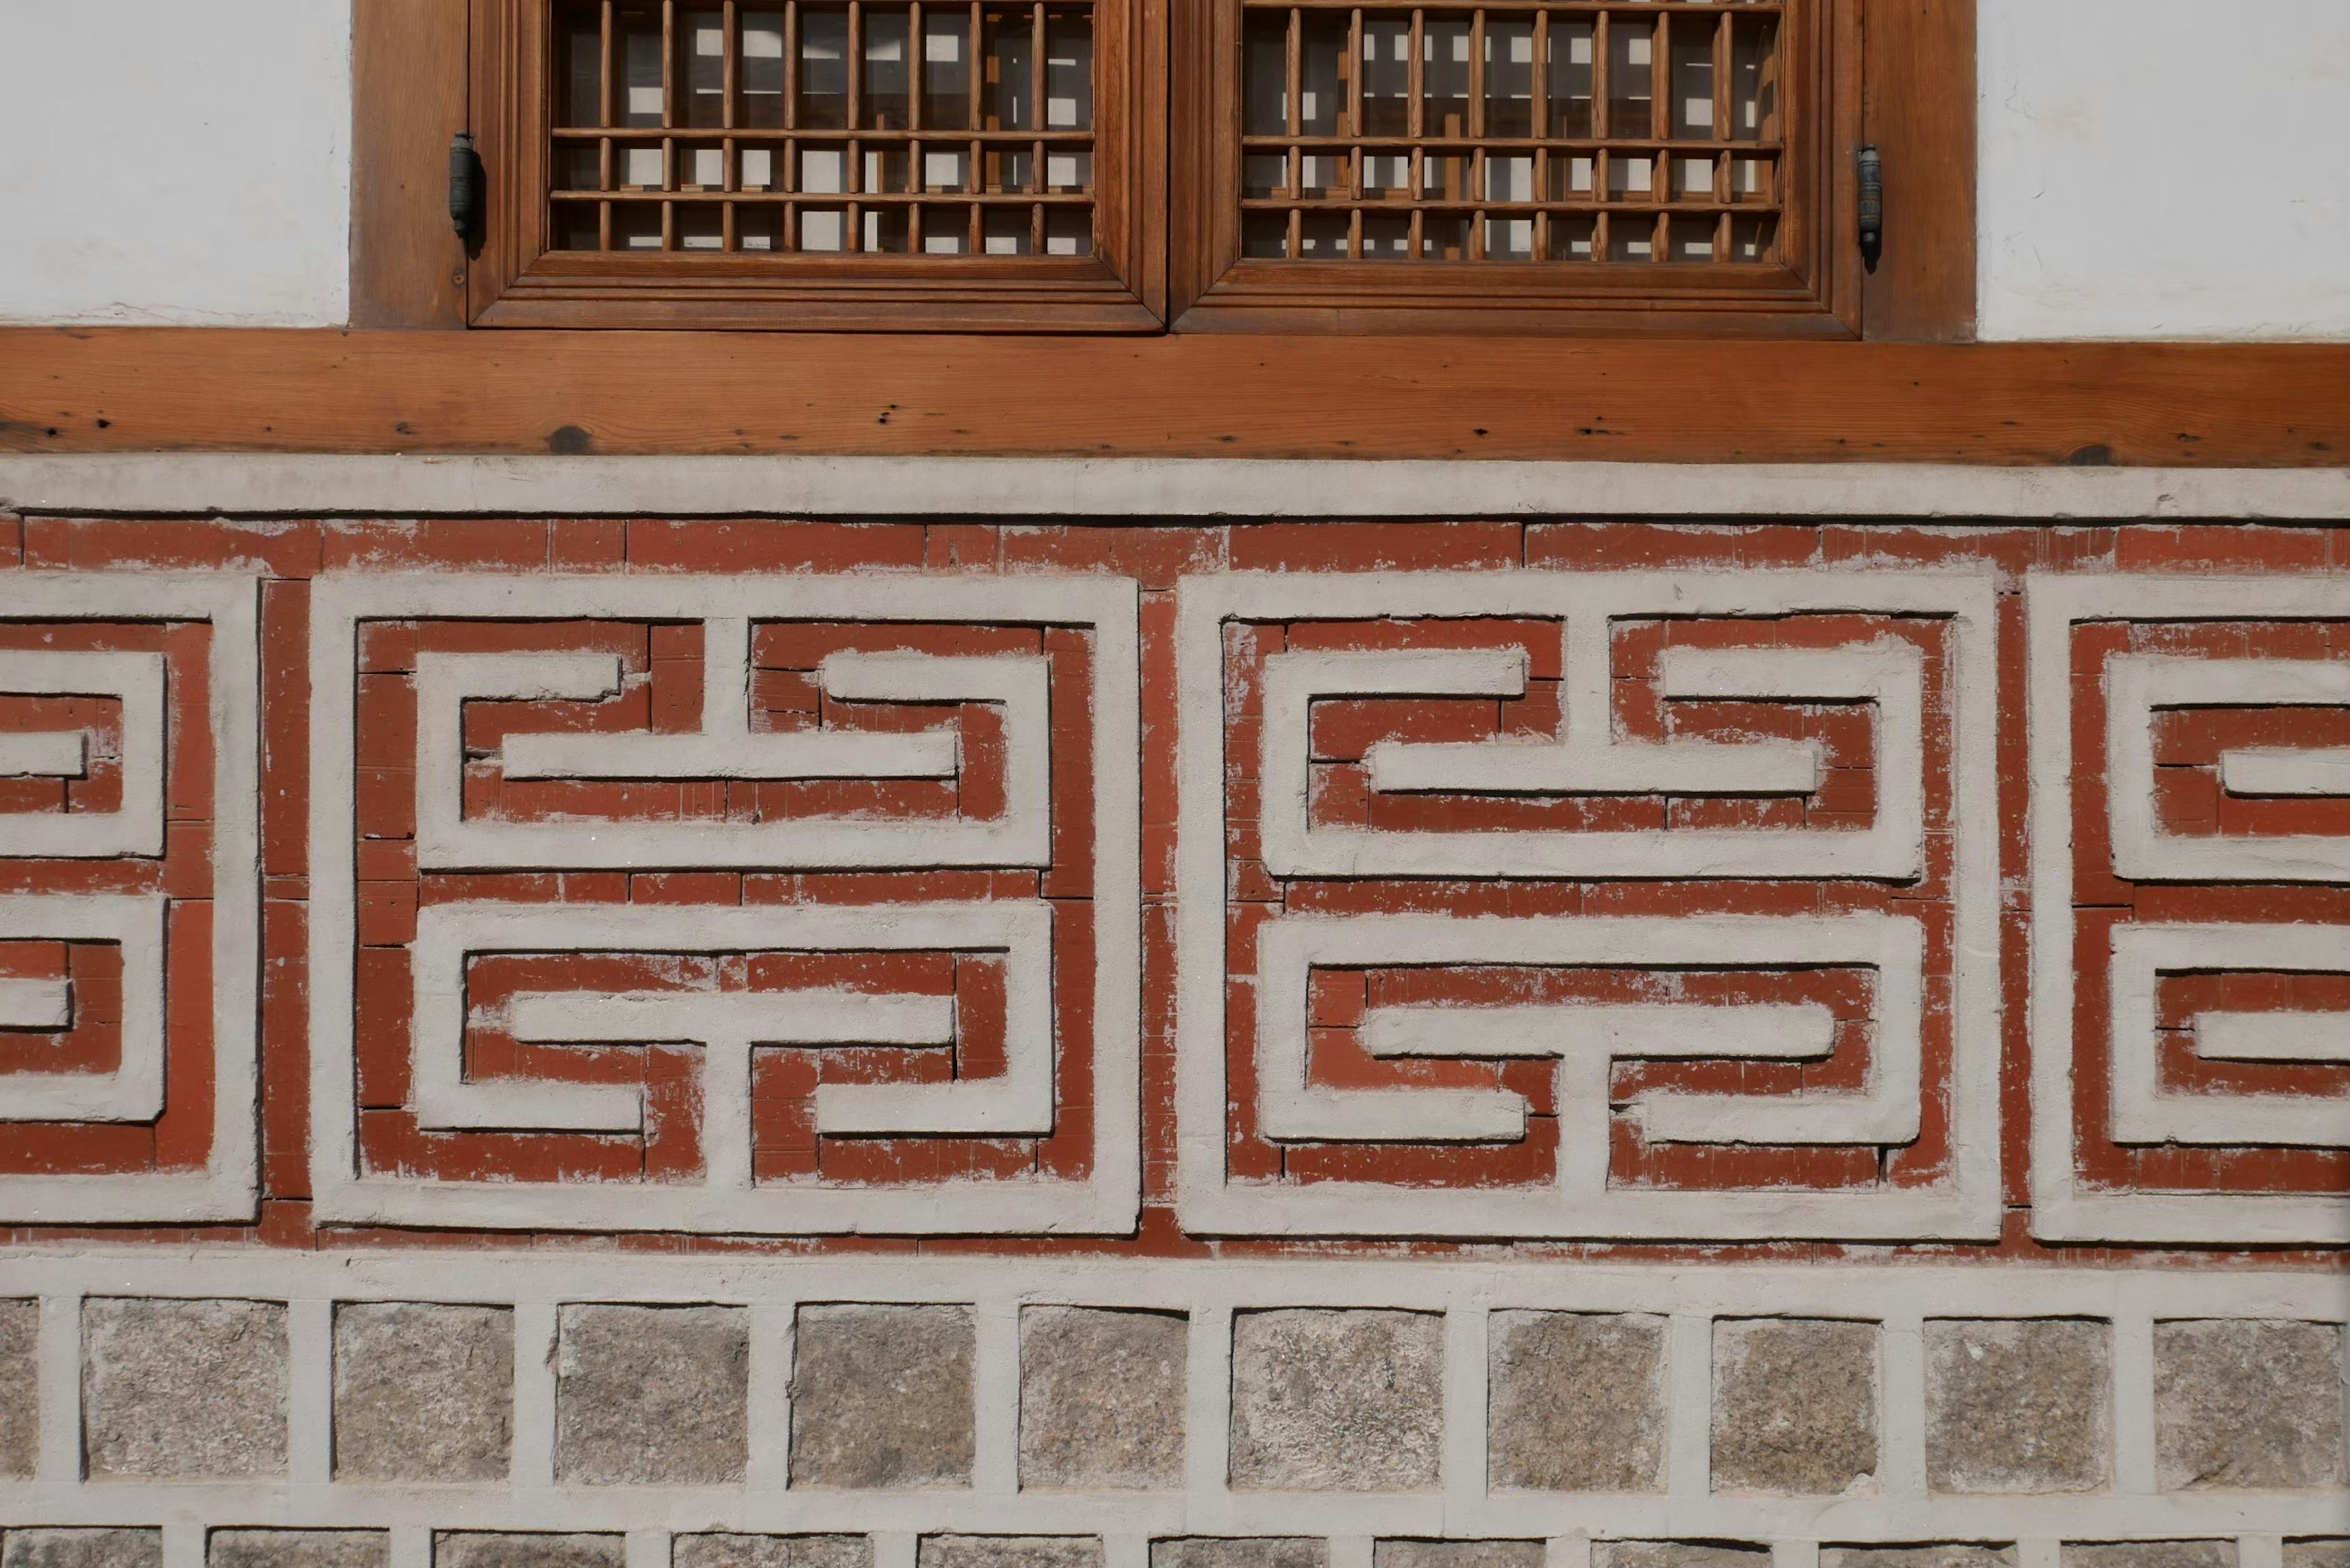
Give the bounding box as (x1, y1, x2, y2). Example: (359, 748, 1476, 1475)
(791, 1303, 975, 1489)
(2061, 1545, 2236, 1568)
(919, 1539, 1103, 1568)
(1594, 1547, 1770, 1568)
(81, 1297, 287, 1480)
(1711, 1318, 1879, 1496)
(1487, 1311, 1666, 1493)
(1020, 1306, 1187, 1490)
(209, 1533, 389, 1568)
(555, 1303, 748, 1486)
(0, 1299, 34, 1479)
(1229, 1308, 1444, 1492)
(433, 1537, 625, 1568)
(1822, 1550, 2016, 1568)
(674, 1539, 871, 1568)
(2285, 1544, 2349, 1568)
(1376, 1544, 1545, 1568)
(1925, 1319, 2111, 1493)
(3, 1531, 164, 1568)
(1151, 1545, 1328, 1568)
(334, 1302, 513, 1484)
(2155, 1320, 2347, 1490)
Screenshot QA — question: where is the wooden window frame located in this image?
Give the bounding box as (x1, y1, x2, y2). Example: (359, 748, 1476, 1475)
(354, 0, 1971, 338)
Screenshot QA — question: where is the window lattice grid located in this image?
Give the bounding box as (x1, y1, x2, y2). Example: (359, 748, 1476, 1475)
(550, 0, 1097, 258)
(1237, 0, 1783, 264)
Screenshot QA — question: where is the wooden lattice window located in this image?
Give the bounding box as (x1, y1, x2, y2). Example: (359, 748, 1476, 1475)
(468, 0, 1162, 328)
(1168, 0, 1863, 332)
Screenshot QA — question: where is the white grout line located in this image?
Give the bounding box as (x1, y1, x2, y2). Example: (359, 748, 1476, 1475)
(973, 1297, 1022, 1499)
(1547, 1533, 1592, 1568)
(160, 1523, 204, 1568)
(513, 1301, 560, 1492)
(389, 1526, 433, 1568)
(2018, 1540, 2063, 1568)
(625, 1528, 671, 1568)
(2239, 1536, 2286, 1568)
(1443, 1304, 1490, 1519)
(746, 1301, 793, 1493)
(1880, 1312, 1928, 1499)
(37, 1292, 81, 1484)
(2113, 1313, 2159, 1497)
(1772, 1541, 1820, 1568)
(1330, 1538, 1373, 1568)
(287, 1297, 335, 1487)
(1668, 1312, 1713, 1501)
(875, 1531, 919, 1568)
(1185, 1304, 1235, 1530)
(1106, 1538, 1151, 1568)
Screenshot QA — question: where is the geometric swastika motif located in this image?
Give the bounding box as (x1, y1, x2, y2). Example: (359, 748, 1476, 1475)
(1175, 570, 2002, 1240)
(307, 575, 1140, 1234)
(0, 573, 259, 1223)
(2029, 572, 2350, 1244)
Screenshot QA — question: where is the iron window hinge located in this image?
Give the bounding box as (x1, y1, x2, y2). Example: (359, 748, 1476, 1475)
(450, 131, 484, 239)
(1857, 144, 1882, 271)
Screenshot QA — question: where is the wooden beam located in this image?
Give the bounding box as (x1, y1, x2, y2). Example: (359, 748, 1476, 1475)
(1, 329, 2342, 466)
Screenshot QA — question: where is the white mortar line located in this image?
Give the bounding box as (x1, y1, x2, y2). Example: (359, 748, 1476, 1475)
(974, 1296, 1022, 1498)
(2113, 1313, 2158, 1496)
(627, 1529, 671, 1568)
(4, 455, 2342, 521)
(1187, 1304, 1235, 1526)
(1106, 1537, 1151, 1568)
(161, 1523, 204, 1568)
(1547, 1533, 1592, 1568)
(1773, 1542, 1820, 1568)
(746, 1301, 793, 1493)
(1881, 1311, 1927, 1499)
(286, 1296, 334, 1487)
(1668, 1311, 1713, 1501)
(513, 1301, 560, 1491)
(389, 1526, 433, 1568)
(2018, 1541, 2062, 1568)
(37, 1292, 80, 1482)
(1444, 1304, 1489, 1521)
(875, 1532, 919, 1568)
(2239, 1536, 2285, 1568)
(1330, 1538, 1375, 1568)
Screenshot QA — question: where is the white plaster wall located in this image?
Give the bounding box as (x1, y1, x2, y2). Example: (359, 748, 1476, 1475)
(0, 1, 2344, 339)
(1979, 0, 2350, 341)
(0, 0, 351, 326)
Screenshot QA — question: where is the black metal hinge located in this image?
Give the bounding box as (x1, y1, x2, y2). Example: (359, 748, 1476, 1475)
(1857, 143, 1882, 271)
(449, 131, 484, 240)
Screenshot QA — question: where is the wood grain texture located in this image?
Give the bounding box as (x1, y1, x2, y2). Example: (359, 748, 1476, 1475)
(350, 0, 472, 329)
(1, 330, 2342, 465)
(1859, 0, 1974, 341)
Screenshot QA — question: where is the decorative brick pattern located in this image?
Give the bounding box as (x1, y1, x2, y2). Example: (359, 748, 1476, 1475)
(0, 515, 2343, 1554)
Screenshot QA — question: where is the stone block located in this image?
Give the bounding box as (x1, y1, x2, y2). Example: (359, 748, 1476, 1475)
(1020, 1306, 1187, 1490)
(1710, 1318, 1879, 1496)
(554, 1302, 748, 1486)
(1375, 1544, 1545, 1568)
(2285, 1544, 2349, 1568)
(1924, 1318, 2111, 1493)
(919, 1539, 1104, 1568)
(790, 1303, 975, 1489)
(1822, 1550, 2017, 1568)
(334, 1302, 513, 1484)
(2061, 1545, 2236, 1568)
(81, 1296, 287, 1480)
(1594, 1547, 1770, 1568)
(0, 1299, 35, 1479)
(434, 1537, 625, 1568)
(2, 1531, 163, 1568)
(1486, 1311, 1666, 1493)
(1228, 1308, 1444, 1492)
(674, 1539, 871, 1568)
(2154, 1320, 2347, 1490)
(209, 1533, 389, 1568)
(1151, 1544, 1329, 1568)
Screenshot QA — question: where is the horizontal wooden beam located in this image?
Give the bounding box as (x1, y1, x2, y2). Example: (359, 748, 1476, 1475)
(2, 330, 2343, 466)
